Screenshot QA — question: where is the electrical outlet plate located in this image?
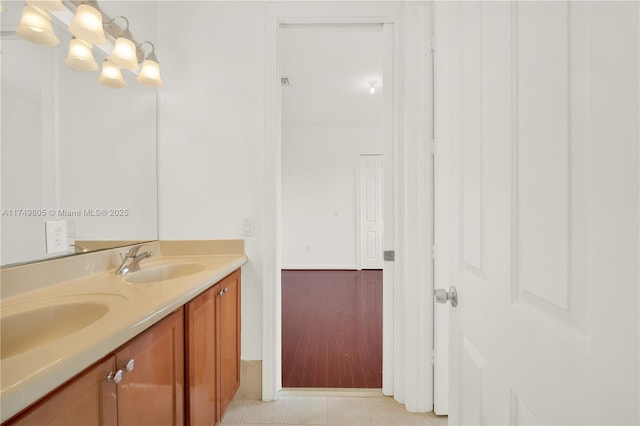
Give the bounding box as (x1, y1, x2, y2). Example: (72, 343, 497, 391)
(45, 220, 67, 254)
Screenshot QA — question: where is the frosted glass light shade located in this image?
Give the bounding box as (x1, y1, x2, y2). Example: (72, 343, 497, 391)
(108, 37, 139, 71)
(27, 0, 63, 11)
(69, 4, 105, 45)
(137, 59, 163, 87)
(99, 60, 126, 88)
(16, 5, 59, 46)
(65, 37, 98, 71)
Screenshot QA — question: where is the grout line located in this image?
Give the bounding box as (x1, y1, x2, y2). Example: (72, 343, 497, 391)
(326, 394, 329, 425)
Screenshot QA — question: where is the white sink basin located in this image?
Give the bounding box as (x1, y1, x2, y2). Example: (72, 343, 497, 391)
(124, 263, 205, 284)
(1, 301, 109, 360)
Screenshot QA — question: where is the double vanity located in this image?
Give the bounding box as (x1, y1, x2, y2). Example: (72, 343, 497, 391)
(0, 240, 247, 425)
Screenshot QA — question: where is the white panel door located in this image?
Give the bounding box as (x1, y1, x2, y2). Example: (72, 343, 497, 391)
(440, 2, 639, 424)
(360, 154, 384, 269)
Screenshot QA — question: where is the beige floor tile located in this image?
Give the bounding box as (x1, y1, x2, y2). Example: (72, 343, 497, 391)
(242, 400, 289, 424)
(222, 399, 249, 424)
(284, 397, 328, 425)
(228, 391, 447, 426)
(410, 413, 448, 426)
(240, 424, 284, 426)
(327, 397, 371, 425)
(367, 398, 420, 426)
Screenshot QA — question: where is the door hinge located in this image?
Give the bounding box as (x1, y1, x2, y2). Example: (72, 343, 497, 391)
(429, 36, 435, 52)
(430, 349, 435, 365)
(431, 244, 436, 261)
(431, 139, 437, 155)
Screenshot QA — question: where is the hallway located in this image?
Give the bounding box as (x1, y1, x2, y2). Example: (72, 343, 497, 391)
(282, 270, 382, 388)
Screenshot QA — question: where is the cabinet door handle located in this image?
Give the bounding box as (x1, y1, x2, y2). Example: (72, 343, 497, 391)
(124, 358, 135, 372)
(219, 288, 228, 296)
(106, 369, 124, 384)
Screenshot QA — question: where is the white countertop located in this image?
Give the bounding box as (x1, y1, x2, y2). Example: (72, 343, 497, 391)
(0, 252, 247, 422)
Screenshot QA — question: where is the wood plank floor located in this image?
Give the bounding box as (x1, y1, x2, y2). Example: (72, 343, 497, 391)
(281, 270, 382, 388)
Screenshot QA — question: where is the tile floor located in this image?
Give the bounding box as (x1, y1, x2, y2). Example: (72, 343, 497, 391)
(221, 391, 448, 426)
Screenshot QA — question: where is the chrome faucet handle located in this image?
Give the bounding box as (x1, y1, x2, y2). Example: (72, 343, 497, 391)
(116, 245, 147, 275)
(125, 245, 143, 258)
(127, 251, 152, 273)
(119, 245, 143, 261)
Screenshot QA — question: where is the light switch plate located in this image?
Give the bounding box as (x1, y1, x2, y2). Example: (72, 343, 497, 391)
(45, 220, 67, 254)
(242, 218, 254, 236)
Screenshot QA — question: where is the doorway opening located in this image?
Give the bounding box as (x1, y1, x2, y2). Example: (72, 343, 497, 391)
(279, 22, 393, 390)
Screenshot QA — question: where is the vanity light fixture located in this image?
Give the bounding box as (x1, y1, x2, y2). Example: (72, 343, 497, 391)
(99, 59, 126, 88)
(27, 0, 63, 11)
(65, 36, 98, 71)
(14, 1, 163, 88)
(107, 16, 139, 71)
(369, 80, 377, 94)
(136, 41, 163, 87)
(16, 4, 59, 46)
(68, 3, 105, 45)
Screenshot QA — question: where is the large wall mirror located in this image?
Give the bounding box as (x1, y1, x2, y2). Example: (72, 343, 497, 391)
(1, 4, 158, 267)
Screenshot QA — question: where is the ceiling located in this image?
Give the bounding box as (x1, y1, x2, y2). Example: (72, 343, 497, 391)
(280, 24, 385, 127)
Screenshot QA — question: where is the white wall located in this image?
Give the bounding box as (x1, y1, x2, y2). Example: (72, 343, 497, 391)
(156, 2, 265, 360)
(281, 126, 383, 268)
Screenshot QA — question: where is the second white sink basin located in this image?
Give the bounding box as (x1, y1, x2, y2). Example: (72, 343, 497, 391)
(124, 263, 205, 284)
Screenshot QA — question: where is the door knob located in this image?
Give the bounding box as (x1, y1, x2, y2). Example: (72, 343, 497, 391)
(434, 286, 458, 307)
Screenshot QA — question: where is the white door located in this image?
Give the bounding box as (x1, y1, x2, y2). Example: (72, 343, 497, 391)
(438, 1, 639, 424)
(360, 154, 384, 269)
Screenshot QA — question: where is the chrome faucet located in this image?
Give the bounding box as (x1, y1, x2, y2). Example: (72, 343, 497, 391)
(116, 245, 152, 275)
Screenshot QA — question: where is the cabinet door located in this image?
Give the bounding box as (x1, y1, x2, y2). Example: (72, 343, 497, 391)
(116, 308, 184, 426)
(218, 270, 241, 415)
(8, 355, 117, 426)
(186, 284, 219, 426)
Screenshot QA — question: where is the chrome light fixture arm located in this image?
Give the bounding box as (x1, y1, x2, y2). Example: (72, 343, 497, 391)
(137, 40, 157, 63)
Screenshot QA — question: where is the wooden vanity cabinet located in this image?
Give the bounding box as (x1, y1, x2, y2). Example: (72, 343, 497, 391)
(116, 308, 184, 426)
(7, 355, 117, 426)
(6, 269, 241, 426)
(6, 309, 184, 426)
(218, 269, 241, 415)
(185, 269, 241, 426)
(186, 283, 219, 426)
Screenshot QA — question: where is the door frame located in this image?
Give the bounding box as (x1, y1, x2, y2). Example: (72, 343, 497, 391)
(432, 2, 452, 415)
(262, 11, 400, 402)
(263, 3, 434, 412)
